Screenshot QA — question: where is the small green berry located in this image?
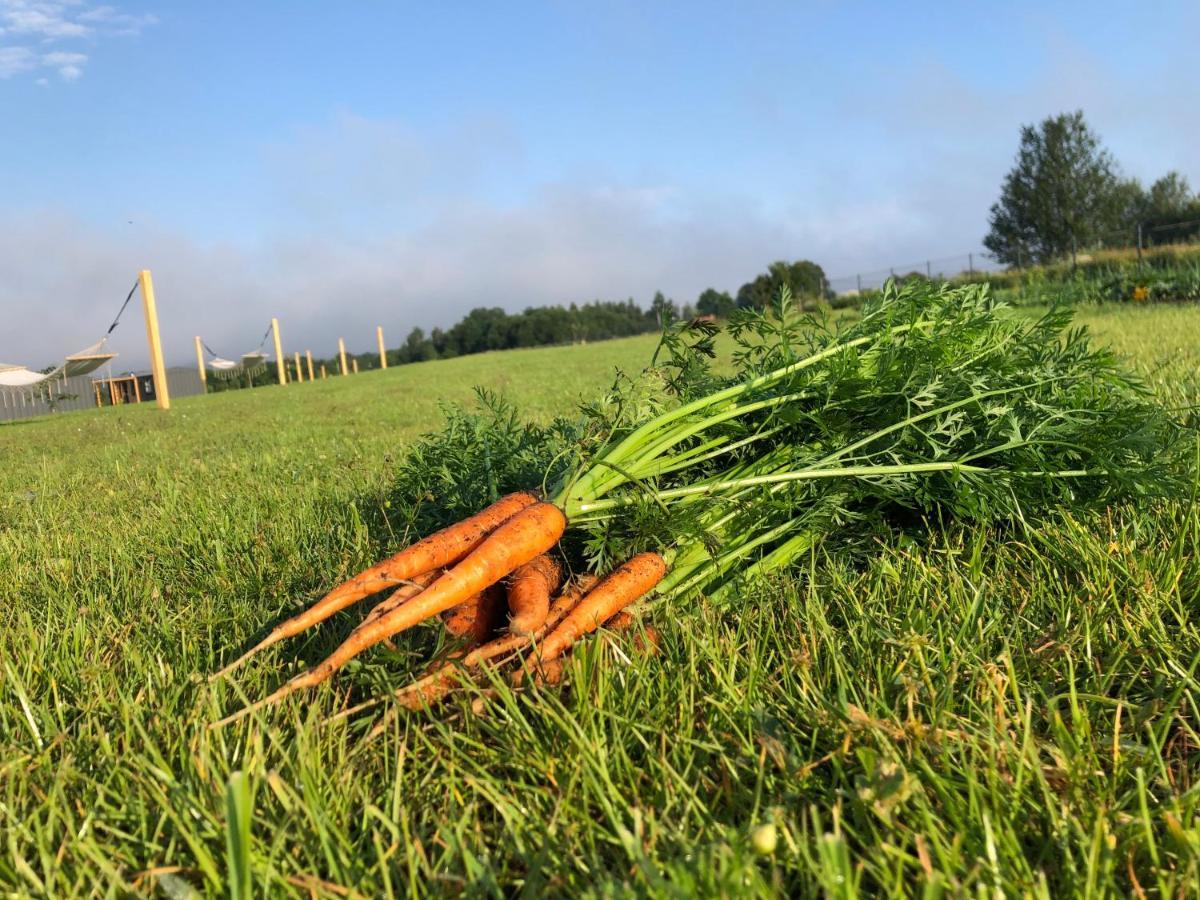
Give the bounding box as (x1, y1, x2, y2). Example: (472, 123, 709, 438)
(751, 823, 777, 856)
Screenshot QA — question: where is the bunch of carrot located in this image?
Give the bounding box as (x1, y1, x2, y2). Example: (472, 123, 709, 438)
(210, 492, 666, 726)
(211, 278, 1186, 727)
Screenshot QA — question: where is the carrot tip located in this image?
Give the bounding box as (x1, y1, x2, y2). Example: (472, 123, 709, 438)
(207, 632, 280, 683)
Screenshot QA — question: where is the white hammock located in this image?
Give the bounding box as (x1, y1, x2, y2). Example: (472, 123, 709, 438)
(206, 349, 268, 380)
(0, 338, 116, 389)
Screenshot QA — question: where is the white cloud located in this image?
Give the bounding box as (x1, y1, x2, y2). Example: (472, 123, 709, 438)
(0, 1, 88, 39)
(0, 1, 152, 82)
(0, 43, 33, 75)
(43, 49, 84, 79)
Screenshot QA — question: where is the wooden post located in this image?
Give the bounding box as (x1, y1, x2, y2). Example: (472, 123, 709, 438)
(377, 326, 387, 369)
(194, 336, 207, 387)
(138, 269, 170, 410)
(338, 338, 348, 376)
(306, 351, 315, 381)
(293, 351, 303, 383)
(272, 317, 287, 385)
(351, 358, 359, 374)
(133, 375, 142, 404)
(320, 364, 328, 379)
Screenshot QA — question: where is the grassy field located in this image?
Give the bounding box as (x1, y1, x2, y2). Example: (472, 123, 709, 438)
(2, 303, 1199, 896)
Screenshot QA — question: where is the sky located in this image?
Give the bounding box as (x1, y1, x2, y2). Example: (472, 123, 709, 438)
(1, 1, 1197, 370)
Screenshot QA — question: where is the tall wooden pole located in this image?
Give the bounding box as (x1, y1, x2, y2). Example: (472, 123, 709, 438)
(338, 338, 348, 376)
(377, 326, 387, 369)
(271, 317, 287, 385)
(194, 336, 207, 387)
(320, 364, 327, 379)
(306, 350, 315, 381)
(293, 351, 303, 383)
(352, 358, 359, 374)
(138, 269, 170, 410)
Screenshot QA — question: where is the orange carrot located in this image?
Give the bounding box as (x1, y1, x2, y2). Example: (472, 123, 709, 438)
(363, 569, 441, 627)
(506, 555, 562, 635)
(536, 552, 666, 662)
(606, 612, 661, 656)
(212, 502, 566, 726)
(441, 583, 505, 644)
(208, 492, 536, 680)
(390, 573, 597, 712)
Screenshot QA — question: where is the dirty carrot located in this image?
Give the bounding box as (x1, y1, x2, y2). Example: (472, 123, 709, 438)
(536, 552, 666, 662)
(506, 554, 562, 635)
(211, 502, 567, 726)
(389, 573, 597, 713)
(363, 569, 441, 627)
(441, 584, 505, 644)
(208, 491, 536, 680)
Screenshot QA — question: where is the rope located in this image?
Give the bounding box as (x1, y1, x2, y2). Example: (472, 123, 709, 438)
(106, 278, 141, 335)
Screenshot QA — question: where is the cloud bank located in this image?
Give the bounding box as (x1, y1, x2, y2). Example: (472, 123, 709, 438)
(0, 0, 154, 82)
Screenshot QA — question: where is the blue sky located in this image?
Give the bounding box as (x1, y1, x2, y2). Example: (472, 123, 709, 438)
(2, 1, 1197, 368)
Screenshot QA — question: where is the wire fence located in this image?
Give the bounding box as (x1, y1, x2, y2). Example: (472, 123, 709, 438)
(826, 251, 1004, 296)
(824, 217, 1200, 296)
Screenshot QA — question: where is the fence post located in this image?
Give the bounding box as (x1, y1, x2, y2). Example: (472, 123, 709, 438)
(321, 364, 328, 380)
(338, 338, 348, 376)
(856, 274, 862, 293)
(194, 336, 207, 388)
(352, 358, 359, 374)
(306, 350, 315, 381)
(968, 253, 974, 276)
(293, 351, 303, 383)
(138, 269, 171, 410)
(271, 317, 287, 385)
(377, 326, 387, 369)
(1137, 223, 1144, 269)
(926, 260, 931, 278)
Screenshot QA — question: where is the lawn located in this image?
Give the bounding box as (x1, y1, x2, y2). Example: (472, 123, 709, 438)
(2, 303, 1198, 896)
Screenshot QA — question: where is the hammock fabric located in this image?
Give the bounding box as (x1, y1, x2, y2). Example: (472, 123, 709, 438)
(0, 338, 116, 390)
(205, 349, 268, 380)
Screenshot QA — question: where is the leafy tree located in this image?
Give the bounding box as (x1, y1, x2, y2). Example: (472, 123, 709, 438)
(695, 288, 736, 318)
(1143, 172, 1200, 245)
(649, 291, 678, 325)
(984, 111, 1122, 265)
(736, 260, 826, 309)
(397, 326, 436, 363)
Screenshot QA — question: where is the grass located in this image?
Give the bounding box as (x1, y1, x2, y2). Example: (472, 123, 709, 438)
(1, 304, 1198, 896)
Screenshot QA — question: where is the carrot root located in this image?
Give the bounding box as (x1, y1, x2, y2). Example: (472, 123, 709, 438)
(214, 502, 567, 725)
(207, 492, 537, 682)
(506, 554, 562, 636)
(536, 552, 666, 662)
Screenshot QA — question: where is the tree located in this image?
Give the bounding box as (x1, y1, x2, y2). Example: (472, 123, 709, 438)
(736, 260, 826, 310)
(984, 111, 1122, 266)
(649, 291, 678, 325)
(695, 288, 736, 318)
(1143, 172, 1200, 245)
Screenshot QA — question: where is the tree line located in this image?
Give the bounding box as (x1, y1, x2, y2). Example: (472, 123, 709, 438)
(985, 110, 1200, 266)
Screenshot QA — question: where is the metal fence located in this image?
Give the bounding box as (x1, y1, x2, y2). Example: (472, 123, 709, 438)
(826, 251, 1005, 296)
(0, 367, 204, 424)
(826, 220, 1200, 297)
